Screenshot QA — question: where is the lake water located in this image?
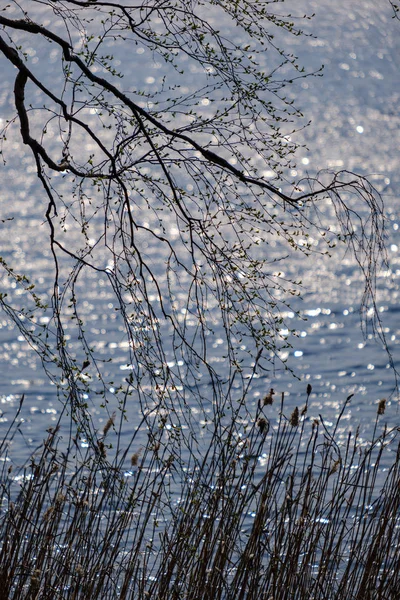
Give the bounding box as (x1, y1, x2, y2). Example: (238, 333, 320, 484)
(0, 0, 399, 465)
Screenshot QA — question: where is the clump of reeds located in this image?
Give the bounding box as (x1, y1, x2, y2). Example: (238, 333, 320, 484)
(0, 389, 399, 599)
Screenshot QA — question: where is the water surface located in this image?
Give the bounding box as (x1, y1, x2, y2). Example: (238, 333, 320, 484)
(0, 0, 399, 464)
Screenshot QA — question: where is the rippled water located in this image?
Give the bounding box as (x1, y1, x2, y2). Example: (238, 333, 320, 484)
(0, 0, 399, 462)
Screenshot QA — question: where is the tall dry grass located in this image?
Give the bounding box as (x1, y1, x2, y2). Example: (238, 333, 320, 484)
(0, 390, 399, 599)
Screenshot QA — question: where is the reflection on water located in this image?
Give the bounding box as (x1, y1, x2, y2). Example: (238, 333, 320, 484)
(0, 0, 399, 467)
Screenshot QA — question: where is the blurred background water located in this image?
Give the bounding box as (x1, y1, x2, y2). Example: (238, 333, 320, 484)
(0, 0, 399, 462)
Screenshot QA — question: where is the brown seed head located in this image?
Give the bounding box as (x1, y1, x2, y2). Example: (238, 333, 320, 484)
(329, 458, 341, 476)
(55, 492, 66, 505)
(263, 388, 275, 406)
(43, 506, 55, 522)
(290, 407, 299, 427)
(98, 440, 106, 458)
(103, 412, 116, 437)
(31, 569, 41, 587)
(76, 564, 85, 577)
(377, 398, 386, 415)
(131, 449, 142, 466)
(257, 417, 268, 433)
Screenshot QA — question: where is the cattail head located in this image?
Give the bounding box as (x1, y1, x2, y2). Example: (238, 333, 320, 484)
(307, 383, 312, 396)
(377, 398, 386, 415)
(290, 406, 299, 427)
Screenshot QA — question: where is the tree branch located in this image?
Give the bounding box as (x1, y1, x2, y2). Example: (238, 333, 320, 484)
(0, 14, 352, 207)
